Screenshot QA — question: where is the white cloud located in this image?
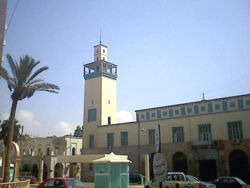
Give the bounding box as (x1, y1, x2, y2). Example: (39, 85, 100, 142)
(117, 110, 134, 123)
(17, 110, 41, 137)
(51, 121, 75, 136)
(1, 113, 9, 120)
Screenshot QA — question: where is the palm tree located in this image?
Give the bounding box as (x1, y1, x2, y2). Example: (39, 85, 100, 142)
(0, 54, 59, 182)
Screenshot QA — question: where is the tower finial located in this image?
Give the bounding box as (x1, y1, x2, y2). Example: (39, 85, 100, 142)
(100, 27, 102, 44)
(202, 92, 205, 100)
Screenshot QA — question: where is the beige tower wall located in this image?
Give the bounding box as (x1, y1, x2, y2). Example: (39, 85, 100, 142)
(101, 76, 117, 125)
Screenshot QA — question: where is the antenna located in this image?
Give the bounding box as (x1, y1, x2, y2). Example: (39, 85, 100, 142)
(99, 27, 102, 44)
(202, 92, 205, 100)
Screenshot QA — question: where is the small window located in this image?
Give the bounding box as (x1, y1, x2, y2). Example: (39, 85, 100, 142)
(181, 107, 185, 116)
(175, 110, 179, 115)
(97, 57, 99, 60)
(157, 110, 161, 118)
(103, 49, 105, 53)
(188, 108, 192, 113)
(163, 111, 167, 116)
(228, 121, 243, 140)
(222, 101, 227, 111)
(230, 102, 235, 108)
(97, 49, 99, 53)
(246, 100, 250, 105)
(149, 129, 155, 144)
(194, 105, 199, 114)
(152, 113, 155, 118)
(108, 100, 110, 104)
(121, 132, 128, 146)
(169, 109, 173, 117)
(208, 103, 213, 113)
(103, 57, 105, 61)
(89, 135, 94, 148)
(88, 109, 96, 122)
(215, 104, 220, 110)
(107, 133, 114, 148)
(108, 117, 111, 125)
(141, 114, 145, 119)
(201, 106, 206, 111)
(238, 99, 243, 109)
(146, 112, 150, 120)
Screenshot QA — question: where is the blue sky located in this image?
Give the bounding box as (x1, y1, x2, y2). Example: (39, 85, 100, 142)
(0, 0, 249, 136)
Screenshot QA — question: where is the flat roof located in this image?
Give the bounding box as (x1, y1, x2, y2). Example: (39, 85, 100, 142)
(135, 93, 250, 112)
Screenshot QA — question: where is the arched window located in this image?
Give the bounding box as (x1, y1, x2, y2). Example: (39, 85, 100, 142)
(72, 147, 76, 155)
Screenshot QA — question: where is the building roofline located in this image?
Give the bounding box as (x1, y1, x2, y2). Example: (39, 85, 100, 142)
(94, 44, 108, 48)
(97, 121, 136, 128)
(135, 93, 250, 112)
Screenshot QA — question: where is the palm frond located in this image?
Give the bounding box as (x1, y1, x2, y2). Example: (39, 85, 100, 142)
(33, 82, 60, 91)
(26, 78, 44, 86)
(6, 54, 18, 81)
(26, 66, 48, 84)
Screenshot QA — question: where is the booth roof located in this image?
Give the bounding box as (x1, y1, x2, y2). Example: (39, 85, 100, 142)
(92, 152, 131, 164)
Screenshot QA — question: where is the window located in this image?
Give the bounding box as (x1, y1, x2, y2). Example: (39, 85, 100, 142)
(175, 110, 179, 115)
(230, 102, 235, 108)
(201, 106, 206, 111)
(188, 108, 192, 113)
(141, 114, 145, 119)
(146, 112, 150, 120)
(238, 99, 243, 109)
(215, 104, 220, 110)
(163, 111, 167, 116)
(107, 133, 114, 148)
(149, 129, 155, 144)
(152, 113, 155, 118)
(89, 135, 94, 148)
(121, 132, 128, 146)
(97, 57, 99, 60)
(181, 107, 186, 116)
(222, 101, 227, 111)
(108, 117, 111, 125)
(246, 100, 250, 105)
(108, 100, 110, 104)
(194, 105, 199, 114)
(198, 124, 212, 142)
(103, 49, 105, 53)
(169, 109, 173, 117)
(97, 49, 99, 53)
(157, 110, 161, 118)
(88, 109, 96, 122)
(103, 57, 105, 61)
(228, 121, 243, 140)
(208, 103, 213, 113)
(46, 148, 50, 156)
(44, 179, 55, 187)
(172, 127, 184, 143)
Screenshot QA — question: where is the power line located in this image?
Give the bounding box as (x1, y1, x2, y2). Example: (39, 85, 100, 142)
(6, 0, 20, 34)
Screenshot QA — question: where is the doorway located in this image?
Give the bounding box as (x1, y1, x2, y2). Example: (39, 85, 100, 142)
(199, 160, 217, 181)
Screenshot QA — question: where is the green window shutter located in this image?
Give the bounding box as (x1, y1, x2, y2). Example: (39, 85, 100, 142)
(246, 100, 250, 105)
(228, 123, 233, 140)
(175, 110, 179, 115)
(223, 101, 227, 111)
(238, 99, 244, 109)
(239, 122, 243, 139)
(194, 105, 199, 114)
(146, 112, 150, 120)
(215, 104, 220, 110)
(230, 102, 235, 108)
(208, 103, 213, 113)
(157, 110, 161, 119)
(181, 107, 186, 116)
(163, 111, 167, 116)
(169, 109, 173, 117)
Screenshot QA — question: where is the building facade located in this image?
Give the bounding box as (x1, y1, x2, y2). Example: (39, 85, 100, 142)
(0, 135, 83, 179)
(82, 42, 250, 183)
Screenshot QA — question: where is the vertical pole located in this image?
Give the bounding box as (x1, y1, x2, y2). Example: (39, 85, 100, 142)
(38, 158, 44, 183)
(145, 155, 150, 182)
(137, 113, 141, 173)
(0, 0, 7, 64)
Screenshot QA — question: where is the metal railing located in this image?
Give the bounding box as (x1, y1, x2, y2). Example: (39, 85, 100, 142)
(0, 180, 30, 188)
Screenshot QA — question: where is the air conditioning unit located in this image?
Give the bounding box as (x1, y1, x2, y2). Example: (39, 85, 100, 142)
(232, 139, 240, 144)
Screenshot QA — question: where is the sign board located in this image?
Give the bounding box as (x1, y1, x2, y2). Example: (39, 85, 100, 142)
(155, 125, 160, 153)
(153, 153, 167, 182)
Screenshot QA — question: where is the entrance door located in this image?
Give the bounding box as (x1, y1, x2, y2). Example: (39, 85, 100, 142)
(199, 160, 217, 181)
(229, 150, 250, 184)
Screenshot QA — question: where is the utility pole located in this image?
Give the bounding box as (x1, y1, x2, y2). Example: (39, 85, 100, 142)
(0, 0, 7, 64)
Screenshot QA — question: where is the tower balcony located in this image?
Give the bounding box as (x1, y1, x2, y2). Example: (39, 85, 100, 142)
(83, 60, 117, 80)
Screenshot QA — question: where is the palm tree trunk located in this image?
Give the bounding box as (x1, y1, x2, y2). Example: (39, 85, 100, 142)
(3, 99, 18, 182)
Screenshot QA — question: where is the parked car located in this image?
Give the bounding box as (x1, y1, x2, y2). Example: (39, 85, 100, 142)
(129, 173, 145, 185)
(212, 176, 247, 188)
(186, 175, 216, 188)
(38, 178, 88, 188)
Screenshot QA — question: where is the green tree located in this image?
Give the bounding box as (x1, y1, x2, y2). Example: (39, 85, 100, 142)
(73, 125, 83, 137)
(0, 54, 59, 182)
(0, 119, 21, 146)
